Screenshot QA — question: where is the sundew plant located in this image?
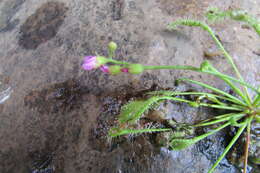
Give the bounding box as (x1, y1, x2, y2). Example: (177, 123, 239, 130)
(82, 8, 260, 173)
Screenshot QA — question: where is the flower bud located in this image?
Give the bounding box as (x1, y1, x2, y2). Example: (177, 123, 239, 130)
(109, 65, 121, 75)
(128, 64, 144, 74)
(82, 56, 109, 71)
(121, 68, 129, 73)
(100, 65, 109, 73)
(108, 41, 117, 51)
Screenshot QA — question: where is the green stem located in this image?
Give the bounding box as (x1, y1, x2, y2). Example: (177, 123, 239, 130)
(145, 65, 257, 105)
(199, 23, 253, 104)
(144, 65, 259, 95)
(144, 65, 200, 71)
(110, 61, 258, 103)
(208, 119, 248, 173)
(199, 103, 243, 111)
(108, 50, 114, 59)
(169, 20, 251, 104)
(168, 20, 242, 80)
(206, 28, 240, 78)
(113, 62, 252, 102)
(203, 69, 251, 106)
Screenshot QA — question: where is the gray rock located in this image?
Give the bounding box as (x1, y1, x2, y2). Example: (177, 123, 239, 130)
(0, 0, 24, 32)
(0, 0, 259, 173)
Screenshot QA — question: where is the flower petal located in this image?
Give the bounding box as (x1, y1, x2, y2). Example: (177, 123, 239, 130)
(82, 56, 98, 71)
(83, 56, 96, 63)
(121, 68, 129, 73)
(100, 65, 109, 73)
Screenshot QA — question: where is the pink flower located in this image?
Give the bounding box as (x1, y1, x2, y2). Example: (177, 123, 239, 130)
(100, 65, 109, 73)
(82, 56, 108, 71)
(121, 68, 129, 73)
(82, 56, 98, 70)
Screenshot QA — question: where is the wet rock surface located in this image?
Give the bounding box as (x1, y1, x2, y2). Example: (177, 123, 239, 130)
(0, 0, 259, 172)
(24, 79, 84, 114)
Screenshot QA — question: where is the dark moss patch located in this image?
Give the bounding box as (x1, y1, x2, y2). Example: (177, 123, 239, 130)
(24, 79, 85, 114)
(18, 2, 68, 49)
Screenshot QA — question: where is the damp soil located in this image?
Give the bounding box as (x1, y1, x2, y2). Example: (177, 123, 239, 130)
(0, 0, 259, 173)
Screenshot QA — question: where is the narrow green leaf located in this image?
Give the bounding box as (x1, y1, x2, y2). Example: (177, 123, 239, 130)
(148, 91, 244, 106)
(171, 122, 230, 150)
(205, 71, 259, 95)
(109, 128, 171, 137)
(178, 78, 246, 106)
(194, 113, 244, 127)
(168, 19, 243, 82)
(228, 117, 247, 127)
(250, 157, 260, 164)
(198, 112, 246, 125)
(208, 120, 248, 173)
(253, 87, 260, 106)
(158, 95, 243, 111)
(199, 103, 243, 111)
(168, 19, 253, 102)
(255, 115, 260, 123)
(200, 61, 252, 105)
